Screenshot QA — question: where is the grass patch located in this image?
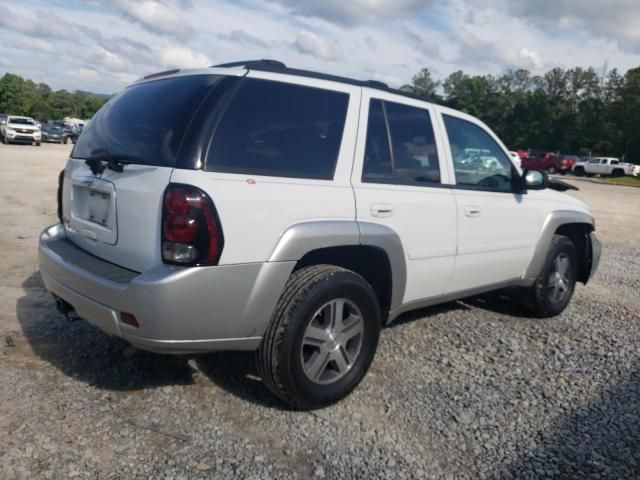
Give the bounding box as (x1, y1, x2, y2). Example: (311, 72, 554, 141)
(598, 176, 640, 187)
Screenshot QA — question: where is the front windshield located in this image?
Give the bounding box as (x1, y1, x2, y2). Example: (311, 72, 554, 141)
(10, 118, 35, 125)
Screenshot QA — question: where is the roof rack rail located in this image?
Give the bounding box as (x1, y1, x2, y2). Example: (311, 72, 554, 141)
(213, 59, 287, 70)
(364, 79, 389, 89)
(211, 60, 438, 105)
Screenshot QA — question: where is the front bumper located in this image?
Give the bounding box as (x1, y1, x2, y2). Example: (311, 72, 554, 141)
(39, 224, 294, 354)
(7, 133, 40, 143)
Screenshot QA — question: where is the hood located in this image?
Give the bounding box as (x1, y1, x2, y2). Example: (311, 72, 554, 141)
(534, 187, 591, 215)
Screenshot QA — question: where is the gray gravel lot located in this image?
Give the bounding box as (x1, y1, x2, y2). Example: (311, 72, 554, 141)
(1, 143, 639, 479)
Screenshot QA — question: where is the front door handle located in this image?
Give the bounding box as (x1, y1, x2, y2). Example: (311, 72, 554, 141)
(371, 203, 394, 218)
(464, 206, 481, 217)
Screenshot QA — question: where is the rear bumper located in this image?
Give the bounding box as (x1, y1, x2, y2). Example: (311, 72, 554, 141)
(39, 224, 294, 354)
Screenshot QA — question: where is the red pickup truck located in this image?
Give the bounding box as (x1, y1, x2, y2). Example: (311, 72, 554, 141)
(521, 152, 578, 175)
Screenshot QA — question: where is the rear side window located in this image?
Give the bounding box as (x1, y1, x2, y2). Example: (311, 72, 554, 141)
(73, 75, 221, 167)
(363, 99, 441, 185)
(206, 78, 349, 179)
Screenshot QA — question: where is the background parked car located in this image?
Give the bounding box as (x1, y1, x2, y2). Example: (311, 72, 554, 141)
(521, 151, 575, 174)
(67, 124, 83, 144)
(572, 157, 638, 177)
(0, 115, 41, 145)
(40, 124, 69, 144)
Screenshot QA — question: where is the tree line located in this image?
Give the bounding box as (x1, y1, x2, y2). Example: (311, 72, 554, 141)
(0, 73, 109, 122)
(2, 66, 639, 162)
(401, 66, 640, 163)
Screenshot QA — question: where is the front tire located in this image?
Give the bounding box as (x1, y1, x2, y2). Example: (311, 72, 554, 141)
(518, 235, 577, 318)
(256, 265, 381, 410)
(573, 167, 584, 177)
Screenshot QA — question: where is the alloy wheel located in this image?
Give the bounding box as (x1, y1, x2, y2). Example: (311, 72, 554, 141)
(548, 253, 571, 303)
(301, 298, 364, 385)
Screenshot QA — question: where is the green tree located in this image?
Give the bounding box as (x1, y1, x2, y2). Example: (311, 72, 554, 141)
(0, 72, 108, 121)
(400, 68, 440, 101)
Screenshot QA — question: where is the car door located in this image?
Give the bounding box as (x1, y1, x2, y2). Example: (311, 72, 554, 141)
(436, 109, 542, 292)
(352, 92, 457, 303)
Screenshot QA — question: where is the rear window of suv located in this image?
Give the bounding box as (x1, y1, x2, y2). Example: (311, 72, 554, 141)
(73, 75, 221, 167)
(206, 78, 349, 180)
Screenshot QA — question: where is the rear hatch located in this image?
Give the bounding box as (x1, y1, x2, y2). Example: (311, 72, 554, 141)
(62, 73, 228, 272)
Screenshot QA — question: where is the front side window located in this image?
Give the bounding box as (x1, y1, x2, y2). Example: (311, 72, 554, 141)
(443, 115, 513, 192)
(363, 99, 441, 185)
(206, 78, 349, 180)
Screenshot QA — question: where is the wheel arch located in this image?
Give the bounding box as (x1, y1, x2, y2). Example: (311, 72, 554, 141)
(267, 220, 407, 324)
(522, 210, 596, 284)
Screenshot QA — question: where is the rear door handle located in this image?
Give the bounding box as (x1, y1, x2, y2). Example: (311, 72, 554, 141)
(370, 203, 394, 218)
(464, 206, 481, 217)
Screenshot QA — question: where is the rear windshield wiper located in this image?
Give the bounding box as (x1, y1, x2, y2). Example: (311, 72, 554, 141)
(85, 149, 147, 174)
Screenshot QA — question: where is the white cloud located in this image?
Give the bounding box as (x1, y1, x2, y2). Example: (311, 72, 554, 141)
(157, 46, 211, 68)
(20, 38, 55, 54)
(109, 0, 195, 40)
(292, 31, 341, 60)
(1, 0, 639, 96)
(218, 29, 270, 49)
(268, 0, 433, 25)
(485, 0, 640, 53)
(519, 48, 543, 70)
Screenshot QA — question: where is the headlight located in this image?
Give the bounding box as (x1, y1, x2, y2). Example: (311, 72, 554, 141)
(6, 128, 15, 135)
(34, 131, 41, 137)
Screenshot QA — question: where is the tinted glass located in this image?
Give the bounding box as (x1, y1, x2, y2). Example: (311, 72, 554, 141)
(363, 100, 440, 185)
(10, 118, 34, 125)
(207, 78, 349, 179)
(73, 75, 220, 166)
(362, 100, 392, 181)
(386, 102, 440, 184)
(443, 115, 513, 192)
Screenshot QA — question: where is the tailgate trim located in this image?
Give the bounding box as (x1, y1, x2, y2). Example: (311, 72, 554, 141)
(46, 236, 138, 284)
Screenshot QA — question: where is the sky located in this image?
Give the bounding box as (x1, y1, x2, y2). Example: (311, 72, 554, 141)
(0, 0, 639, 94)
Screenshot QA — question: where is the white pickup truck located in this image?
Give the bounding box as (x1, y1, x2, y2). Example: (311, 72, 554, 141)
(572, 157, 640, 177)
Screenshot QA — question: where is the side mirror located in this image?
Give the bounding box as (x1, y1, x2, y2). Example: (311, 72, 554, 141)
(523, 168, 549, 190)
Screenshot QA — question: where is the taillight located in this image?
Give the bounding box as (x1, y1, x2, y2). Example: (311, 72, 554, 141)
(161, 184, 224, 265)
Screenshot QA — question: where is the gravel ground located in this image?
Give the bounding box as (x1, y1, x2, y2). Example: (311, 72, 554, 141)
(1, 143, 639, 479)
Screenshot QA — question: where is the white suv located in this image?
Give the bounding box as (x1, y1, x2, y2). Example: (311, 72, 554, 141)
(0, 115, 41, 145)
(39, 60, 601, 409)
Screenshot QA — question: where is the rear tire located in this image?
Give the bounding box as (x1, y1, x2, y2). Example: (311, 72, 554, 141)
(518, 235, 577, 318)
(547, 165, 557, 175)
(63, 138, 68, 144)
(611, 169, 624, 177)
(256, 265, 381, 410)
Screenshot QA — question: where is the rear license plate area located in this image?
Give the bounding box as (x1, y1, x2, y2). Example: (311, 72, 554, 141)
(68, 178, 118, 245)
